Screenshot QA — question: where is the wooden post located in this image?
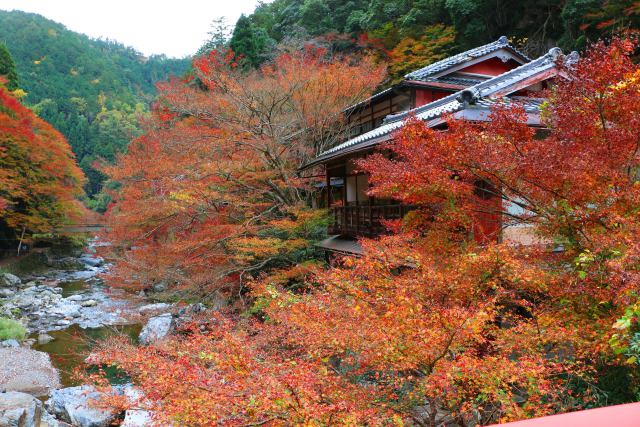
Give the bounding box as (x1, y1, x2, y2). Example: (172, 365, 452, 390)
(326, 165, 331, 208)
(369, 192, 373, 230)
(355, 175, 360, 235)
(342, 174, 347, 234)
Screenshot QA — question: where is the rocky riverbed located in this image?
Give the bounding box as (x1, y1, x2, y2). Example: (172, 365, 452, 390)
(0, 258, 130, 334)
(0, 242, 151, 426)
(0, 240, 205, 426)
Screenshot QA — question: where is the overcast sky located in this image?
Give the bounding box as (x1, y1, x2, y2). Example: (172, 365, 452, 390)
(0, 0, 263, 58)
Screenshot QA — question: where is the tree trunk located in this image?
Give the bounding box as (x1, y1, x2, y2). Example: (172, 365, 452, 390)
(16, 226, 25, 256)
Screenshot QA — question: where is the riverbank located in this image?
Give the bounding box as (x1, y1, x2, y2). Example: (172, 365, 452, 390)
(0, 238, 203, 426)
(0, 239, 144, 426)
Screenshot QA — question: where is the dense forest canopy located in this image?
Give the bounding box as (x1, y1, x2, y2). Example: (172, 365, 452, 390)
(222, 0, 640, 80)
(0, 10, 190, 208)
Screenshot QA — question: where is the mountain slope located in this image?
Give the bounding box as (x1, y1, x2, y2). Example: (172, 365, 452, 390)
(0, 10, 191, 204)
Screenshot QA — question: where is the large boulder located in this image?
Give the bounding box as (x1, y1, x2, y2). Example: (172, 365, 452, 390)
(78, 256, 103, 268)
(48, 257, 84, 271)
(138, 314, 174, 345)
(0, 348, 61, 396)
(0, 339, 20, 348)
(46, 386, 118, 427)
(0, 391, 43, 427)
(0, 273, 21, 288)
(37, 333, 55, 345)
(151, 281, 168, 293)
(50, 301, 82, 319)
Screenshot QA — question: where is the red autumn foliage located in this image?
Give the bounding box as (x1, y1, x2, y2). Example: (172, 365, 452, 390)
(89, 40, 640, 426)
(100, 47, 384, 298)
(0, 84, 85, 234)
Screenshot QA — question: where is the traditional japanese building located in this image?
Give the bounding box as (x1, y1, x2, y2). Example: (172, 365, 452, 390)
(303, 37, 577, 255)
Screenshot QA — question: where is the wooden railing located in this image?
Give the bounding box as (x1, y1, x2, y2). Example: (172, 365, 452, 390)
(328, 204, 417, 237)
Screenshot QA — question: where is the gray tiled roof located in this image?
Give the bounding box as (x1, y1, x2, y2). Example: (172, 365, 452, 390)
(346, 37, 528, 114)
(429, 75, 486, 86)
(306, 47, 570, 168)
(405, 36, 530, 81)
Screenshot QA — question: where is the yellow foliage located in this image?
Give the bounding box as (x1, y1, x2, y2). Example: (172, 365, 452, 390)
(11, 88, 27, 99)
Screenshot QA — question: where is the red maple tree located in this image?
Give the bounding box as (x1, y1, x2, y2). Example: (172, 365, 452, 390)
(0, 82, 85, 239)
(100, 47, 384, 299)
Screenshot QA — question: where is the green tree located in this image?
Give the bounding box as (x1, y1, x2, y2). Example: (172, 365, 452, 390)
(197, 17, 232, 56)
(299, 0, 333, 35)
(0, 43, 18, 90)
(229, 15, 273, 67)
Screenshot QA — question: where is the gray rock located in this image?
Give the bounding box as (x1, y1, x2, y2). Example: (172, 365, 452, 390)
(17, 299, 35, 310)
(40, 409, 62, 427)
(1, 339, 20, 348)
(79, 256, 103, 268)
(177, 303, 205, 317)
(151, 281, 168, 292)
(68, 270, 98, 281)
(67, 295, 84, 302)
(175, 303, 207, 329)
(0, 391, 43, 427)
(51, 302, 82, 319)
(38, 333, 54, 345)
(80, 299, 98, 308)
(0, 288, 15, 298)
(138, 314, 174, 345)
(0, 273, 21, 288)
(46, 386, 118, 427)
(120, 385, 152, 427)
(122, 409, 153, 426)
(138, 303, 171, 314)
(49, 257, 84, 271)
(0, 348, 60, 396)
(21, 338, 36, 348)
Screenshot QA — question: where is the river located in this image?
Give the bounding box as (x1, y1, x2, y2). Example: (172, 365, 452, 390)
(1, 240, 146, 389)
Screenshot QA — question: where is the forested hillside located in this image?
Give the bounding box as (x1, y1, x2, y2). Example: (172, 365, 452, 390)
(224, 0, 640, 80)
(0, 10, 190, 207)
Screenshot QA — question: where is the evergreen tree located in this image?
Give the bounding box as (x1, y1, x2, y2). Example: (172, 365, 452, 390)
(0, 43, 18, 90)
(197, 18, 232, 56)
(229, 15, 272, 67)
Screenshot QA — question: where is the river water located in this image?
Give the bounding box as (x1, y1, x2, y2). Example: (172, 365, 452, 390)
(6, 248, 145, 388)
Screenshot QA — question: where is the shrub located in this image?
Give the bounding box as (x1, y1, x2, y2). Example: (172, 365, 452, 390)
(0, 317, 26, 340)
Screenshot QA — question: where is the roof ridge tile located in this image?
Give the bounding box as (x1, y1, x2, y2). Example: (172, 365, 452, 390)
(404, 36, 531, 81)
